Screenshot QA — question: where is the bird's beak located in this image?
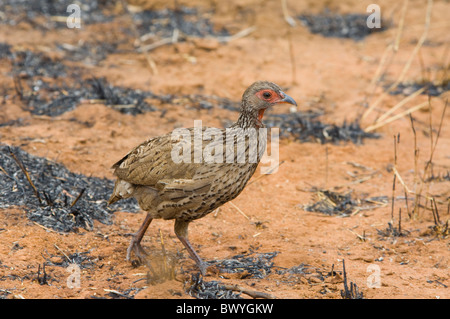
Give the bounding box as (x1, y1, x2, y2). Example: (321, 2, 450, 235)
(279, 92, 297, 106)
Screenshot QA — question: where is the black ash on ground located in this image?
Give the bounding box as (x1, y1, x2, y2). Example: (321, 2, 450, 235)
(0, 144, 139, 233)
(298, 10, 388, 41)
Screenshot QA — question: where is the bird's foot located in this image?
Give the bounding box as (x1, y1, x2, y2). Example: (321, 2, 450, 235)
(196, 260, 209, 276)
(126, 236, 148, 265)
(194, 259, 209, 276)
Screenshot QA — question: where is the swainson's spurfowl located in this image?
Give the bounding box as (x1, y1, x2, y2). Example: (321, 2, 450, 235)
(108, 81, 297, 274)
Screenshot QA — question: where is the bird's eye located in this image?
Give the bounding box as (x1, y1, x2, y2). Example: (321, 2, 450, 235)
(262, 91, 272, 99)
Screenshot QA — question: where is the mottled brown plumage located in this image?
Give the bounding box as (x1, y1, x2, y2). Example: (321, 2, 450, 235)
(108, 81, 297, 274)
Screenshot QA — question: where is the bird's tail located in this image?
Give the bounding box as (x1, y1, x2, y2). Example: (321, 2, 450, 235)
(108, 179, 134, 205)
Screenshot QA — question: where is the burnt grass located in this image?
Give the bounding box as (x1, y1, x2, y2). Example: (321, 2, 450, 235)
(340, 259, 364, 299)
(11, 50, 68, 78)
(43, 250, 96, 270)
(0, 1, 227, 38)
(208, 249, 279, 279)
(185, 250, 365, 299)
(8, 49, 159, 116)
(0, 2, 381, 146)
(302, 189, 388, 217)
(132, 7, 229, 39)
(186, 273, 243, 299)
(0, 144, 139, 233)
(377, 221, 410, 240)
(302, 189, 359, 217)
(5, 47, 379, 144)
(385, 81, 450, 97)
(187, 247, 278, 299)
(298, 10, 389, 41)
(56, 41, 120, 65)
(0, 0, 113, 28)
(264, 113, 379, 144)
(16, 74, 158, 117)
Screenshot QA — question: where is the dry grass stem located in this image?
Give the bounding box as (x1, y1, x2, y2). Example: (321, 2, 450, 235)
(159, 229, 168, 275)
(137, 29, 179, 53)
(424, 99, 447, 176)
(375, 86, 426, 123)
(368, 43, 394, 91)
(363, 0, 433, 124)
(120, 0, 158, 75)
(363, 0, 408, 119)
(410, 114, 420, 186)
(391, 135, 399, 222)
(70, 188, 85, 208)
(217, 26, 257, 43)
(394, 0, 409, 52)
(365, 101, 429, 132)
(54, 244, 71, 261)
(281, 0, 297, 27)
(392, 167, 412, 195)
(32, 221, 63, 234)
(393, 99, 447, 219)
(229, 201, 250, 220)
(386, 0, 433, 94)
(9, 148, 42, 205)
(287, 29, 297, 85)
(347, 228, 367, 241)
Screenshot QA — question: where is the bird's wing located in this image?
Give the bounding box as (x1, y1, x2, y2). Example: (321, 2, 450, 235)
(111, 127, 223, 188)
(155, 175, 212, 201)
(112, 133, 197, 186)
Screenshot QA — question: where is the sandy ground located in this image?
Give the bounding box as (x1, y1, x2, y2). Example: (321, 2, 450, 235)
(0, 0, 449, 299)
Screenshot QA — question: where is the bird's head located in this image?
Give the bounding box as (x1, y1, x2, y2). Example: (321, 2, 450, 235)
(240, 81, 297, 127)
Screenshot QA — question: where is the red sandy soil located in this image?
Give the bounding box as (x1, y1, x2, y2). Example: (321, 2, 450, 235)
(0, 0, 449, 299)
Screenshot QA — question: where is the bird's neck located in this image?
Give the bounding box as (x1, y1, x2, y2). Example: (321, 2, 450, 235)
(234, 108, 264, 129)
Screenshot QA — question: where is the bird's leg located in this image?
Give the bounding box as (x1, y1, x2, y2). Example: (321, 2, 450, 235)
(174, 219, 208, 275)
(126, 213, 153, 263)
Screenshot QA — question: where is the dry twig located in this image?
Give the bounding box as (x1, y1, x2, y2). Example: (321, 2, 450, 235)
(8, 148, 42, 204)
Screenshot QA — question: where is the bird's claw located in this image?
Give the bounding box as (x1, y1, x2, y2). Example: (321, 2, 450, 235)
(197, 261, 209, 276)
(126, 236, 148, 264)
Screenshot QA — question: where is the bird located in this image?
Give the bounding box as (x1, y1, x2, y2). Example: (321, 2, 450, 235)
(108, 81, 297, 275)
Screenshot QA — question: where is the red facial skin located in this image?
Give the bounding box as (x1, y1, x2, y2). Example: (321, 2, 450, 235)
(258, 108, 265, 122)
(255, 89, 283, 104)
(255, 89, 284, 122)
